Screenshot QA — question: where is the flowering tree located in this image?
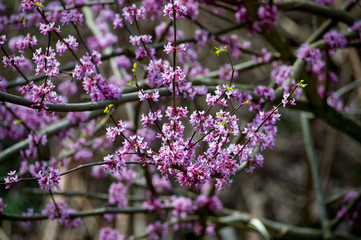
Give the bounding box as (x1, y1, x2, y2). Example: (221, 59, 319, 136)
(0, 0, 361, 239)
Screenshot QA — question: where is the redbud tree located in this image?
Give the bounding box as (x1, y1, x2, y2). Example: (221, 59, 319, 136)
(0, 0, 361, 239)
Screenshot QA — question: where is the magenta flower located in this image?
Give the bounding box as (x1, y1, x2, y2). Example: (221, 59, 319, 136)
(0, 198, 7, 213)
(39, 22, 61, 35)
(99, 227, 125, 240)
(122, 4, 146, 24)
(38, 167, 61, 191)
(146, 221, 168, 240)
(257, 5, 279, 29)
(61, 9, 84, 26)
(42, 201, 82, 229)
(103, 151, 126, 174)
(163, 0, 188, 21)
(21, 0, 44, 12)
(0, 35, 6, 46)
(4, 170, 19, 189)
(108, 182, 128, 208)
(323, 30, 347, 55)
(113, 14, 124, 29)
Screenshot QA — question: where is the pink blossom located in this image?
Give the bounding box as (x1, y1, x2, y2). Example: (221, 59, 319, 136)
(109, 182, 128, 208)
(61, 9, 84, 25)
(38, 167, 61, 190)
(42, 201, 82, 229)
(39, 22, 61, 35)
(123, 4, 146, 24)
(163, 0, 188, 21)
(4, 170, 19, 189)
(113, 14, 124, 29)
(146, 221, 168, 240)
(0, 198, 7, 213)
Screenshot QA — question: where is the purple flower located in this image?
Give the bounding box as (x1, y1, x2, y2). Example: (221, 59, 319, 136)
(113, 14, 124, 29)
(163, 0, 188, 21)
(141, 110, 163, 127)
(297, 43, 322, 64)
(323, 30, 347, 55)
(254, 85, 275, 101)
(106, 120, 126, 141)
(221, 35, 242, 58)
(39, 22, 61, 35)
(257, 5, 279, 28)
(99, 227, 125, 240)
(38, 167, 61, 190)
(146, 221, 168, 240)
(123, 4, 146, 24)
(61, 9, 84, 26)
(0, 35, 6, 46)
(103, 151, 126, 174)
(4, 170, 19, 189)
(12, 34, 38, 54)
(271, 65, 293, 86)
(109, 182, 128, 208)
(32, 47, 60, 79)
(0, 198, 7, 213)
(252, 48, 272, 64)
(3, 54, 25, 70)
(336, 190, 360, 226)
(235, 5, 248, 23)
(21, 0, 44, 12)
(146, 59, 171, 88)
(196, 195, 222, 212)
(164, 42, 174, 54)
(219, 64, 238, 81)
(170, 196, 196, 220)
(129, 35, 152, 46)
(22, 208, 34, 228)
(143, 195, 163, 212)
(189, 110, 214, 132)
(349, 20, 361, 40)
(42, 201, 82, 229)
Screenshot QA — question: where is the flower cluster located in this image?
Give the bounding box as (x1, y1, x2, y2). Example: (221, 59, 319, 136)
(297, 43, 322, 65)
(21, 0, 44, 12)
(106, 120, 127, 142)
(4, 170, 19, 189)
(99, 227, 126, 240)
(19, 81, 63, 110)
(39, 22, 61, 35)
(123, 4, 146, 24)
(12, 34, 38, 54)
(336, 191, 361, 226)
(163, 42, 186, 54)
(38, 167, 61, 190)
(108, 182, 128, 208)
(349, 20, 361, 40)
(146, 221, 168, 240)
(42, 201, 82, 229)
(2, 53, 25, 70)
(257, 5, 279, 29)
(33, 47, 60, 78)
(61, 9, 84, 25)
(323, 30, 347, 55)
(56, 35, 79, 56)
(163, 0, 188, 21)
(0, 198, 7, 213)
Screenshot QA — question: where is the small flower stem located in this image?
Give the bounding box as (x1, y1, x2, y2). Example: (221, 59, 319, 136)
(171, 0, 177, 114)
(0, 45, 30, 84)
(49, 189, 62, 218)
(233, 85, 300, 162)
